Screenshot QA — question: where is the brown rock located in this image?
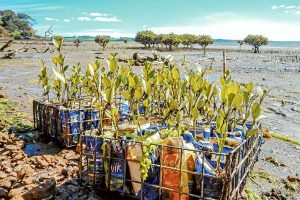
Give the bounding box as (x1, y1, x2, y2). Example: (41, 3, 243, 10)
(23, 177, 33, 185)
(0, 87, 5, 99)
(63, 151, 79, 160)
(4, 145, 21, 152)
(0, 171, 7, 179)
(18, 164, 34, 178)
(22, 178, 56, 200)
(8, 186, 25, 198)
(262, 128, 272, 138)
(0, 179, 12, 189)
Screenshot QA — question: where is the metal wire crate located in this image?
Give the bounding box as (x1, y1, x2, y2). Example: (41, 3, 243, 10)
(78, 134, 263, 200)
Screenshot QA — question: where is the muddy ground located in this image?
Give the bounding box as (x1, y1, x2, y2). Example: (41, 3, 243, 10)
(0, 40, 299, 199)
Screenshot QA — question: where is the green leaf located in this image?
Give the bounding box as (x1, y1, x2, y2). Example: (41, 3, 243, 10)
(121, 91, 131, 99)
(246, 82, 253, 93)
(251, 102, 261, 121)
(52, 37, 63, 49)
(246, 128, 258, 138)
(176, 111, 183, 123)
(88, 64, 95, 76)
(171, 67, 180, 80)
(105, 89, 113, 102)
(103, 76, 112, 88)
(108, 56, 118, 72)
(52, 67, 65, 84)
(157, 73, 163, 84)
(128, 75, 135, 87)
(134, 87, 144, 100)
(52, 57, 63, 65)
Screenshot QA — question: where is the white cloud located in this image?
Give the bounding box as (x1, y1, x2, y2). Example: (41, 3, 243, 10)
(271, 5, 300, 15)
(149, 19, 300, 41)
(3, 4, 63, 11)
(44, 17, 59, 22)
(296, 11, 300, 15)
(90, 12, 108, 17)
(77, 17, 91, 21)
(286, 6, 296, 9)
(93, 17, 122, 22)
(62, 29, 134, 38)
(64, 19, 70, 22)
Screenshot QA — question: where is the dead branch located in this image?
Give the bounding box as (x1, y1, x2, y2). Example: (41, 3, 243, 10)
(0, 39, 14, 52)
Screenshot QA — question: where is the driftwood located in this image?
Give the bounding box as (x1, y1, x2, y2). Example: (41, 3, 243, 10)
(31, 47, 50, 53)
(116, 51, 172, 66)
(0, 39, 14, 52)
(0, 42, 30, 59)
(1, 50, 18, 59)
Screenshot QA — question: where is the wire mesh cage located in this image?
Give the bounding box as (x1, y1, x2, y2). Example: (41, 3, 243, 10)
(78, 134, 263, 200)
(33, 98, 133, 147)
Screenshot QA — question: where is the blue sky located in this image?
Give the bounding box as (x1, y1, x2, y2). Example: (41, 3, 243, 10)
(1, 0, 300, 40)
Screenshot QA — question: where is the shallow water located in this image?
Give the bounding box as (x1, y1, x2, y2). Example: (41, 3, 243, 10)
(24, 143, 61, 156)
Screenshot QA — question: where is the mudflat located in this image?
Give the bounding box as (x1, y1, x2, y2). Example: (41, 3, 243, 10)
(0, 40, 299, 198)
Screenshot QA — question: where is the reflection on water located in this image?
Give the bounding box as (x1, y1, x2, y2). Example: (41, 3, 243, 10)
(24, 143, 61, 156)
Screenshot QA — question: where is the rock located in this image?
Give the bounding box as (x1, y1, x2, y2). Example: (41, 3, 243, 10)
(22, 178, 56, 200)
(287, 175, 300, 182)
(0, 179, 12, 189)
(35, 157, 49, 169)
(63, 151, 79, 160)
(61, 168, 68, 177)
(0, 171, 7, 179)
(18, 164, 34, 178)
(66, 184, 80, 193)
(78, 195, 89, 200)
(87, 194, 102, 200)
(0, 88, 5, 99)
(8, 186, 25, 198)
(262, 128, 272, 138)
(0, 188, 8, 198)
(4, 145, 21, 152)
(55, 193, 69, 200)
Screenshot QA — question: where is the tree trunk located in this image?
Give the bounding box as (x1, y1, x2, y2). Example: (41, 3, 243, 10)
(203, 46, 206, 55)
(254, 46, 259, 53)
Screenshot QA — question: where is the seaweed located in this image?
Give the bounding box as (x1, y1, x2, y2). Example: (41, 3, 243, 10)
(244, 187, 261, 200)
(0, 98, 33, 132)
(271, 132, 300, 146)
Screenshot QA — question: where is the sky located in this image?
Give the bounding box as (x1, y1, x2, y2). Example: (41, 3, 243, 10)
(1, 0, 300, 41)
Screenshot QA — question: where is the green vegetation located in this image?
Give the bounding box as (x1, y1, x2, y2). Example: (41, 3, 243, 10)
(40, 37, 266, 181)
(73, 38, 82, 48)
(244, 34, 269, 53)
(95, 35, 110, 49)
(250, 170, 279, 183)
(135, 30, 157, 48)
(198, 35, 214, 54)
(161, 33, 181, 50)
(244, 187, 261, 200)
(0, 10, 35, 38)
(237, 40, 244, 49)
(134, 30, 214, 52)
(0, 98, 33, 132)
(180, 34, 198, 48)
(271, 132, 300, 145)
